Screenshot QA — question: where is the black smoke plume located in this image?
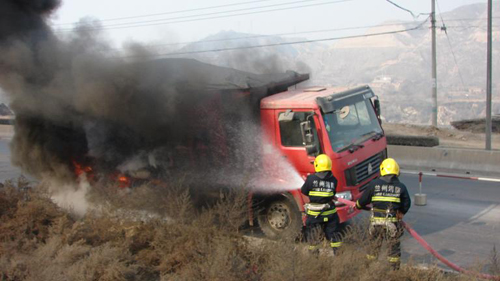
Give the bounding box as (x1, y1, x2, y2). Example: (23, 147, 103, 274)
(0, 0, 307, 190)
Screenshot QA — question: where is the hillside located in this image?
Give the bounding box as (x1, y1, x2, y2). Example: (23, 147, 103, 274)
(383, 122, 500, 149)
(177, 3, 500, 126)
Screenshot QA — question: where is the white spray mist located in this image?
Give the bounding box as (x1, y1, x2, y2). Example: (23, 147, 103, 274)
(47, 174, 91, 218)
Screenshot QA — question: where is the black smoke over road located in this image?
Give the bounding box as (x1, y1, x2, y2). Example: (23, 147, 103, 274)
(0, 0, 307, 189)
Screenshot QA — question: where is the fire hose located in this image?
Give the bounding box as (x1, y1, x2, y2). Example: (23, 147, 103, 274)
(336, 197, 500, 280)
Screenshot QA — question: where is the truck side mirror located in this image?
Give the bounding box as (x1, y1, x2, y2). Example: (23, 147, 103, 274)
(300, 120, 319, 156)
(301, 121, 313, 142)
(305, 144, 319, 155)
(374, 99, 381, 117)
(374, 99, 382, 124)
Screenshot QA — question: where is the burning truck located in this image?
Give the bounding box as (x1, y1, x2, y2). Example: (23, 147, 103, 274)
(69, 58, 387, 239)
(103, 59, 387, 239)
(0, 0, 387, 238)
(13, 57, 387, 238)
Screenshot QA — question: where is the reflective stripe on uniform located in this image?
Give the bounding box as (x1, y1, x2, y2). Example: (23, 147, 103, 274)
(370, 217, 399, 222)
(388, 257, 400, 263)
(372, 208, 390, 213)
(308, 245, 319, 250)
(356, 201, 362, 209)
(366, 254, 377, 260)
(306, 208, 337, 216)
(330, 242, 342, 248)
(372, 196, 401, 203)
(309, 191, 334, 197)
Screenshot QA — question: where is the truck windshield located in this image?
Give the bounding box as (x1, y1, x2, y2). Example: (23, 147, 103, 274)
(323, 99, 383, 153)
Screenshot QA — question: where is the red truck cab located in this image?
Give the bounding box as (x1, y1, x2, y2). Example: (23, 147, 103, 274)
(255, 85, 387, 238)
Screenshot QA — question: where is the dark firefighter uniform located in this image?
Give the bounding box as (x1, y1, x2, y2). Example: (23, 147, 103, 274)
(301, 154, 342, 254)
(355, 158, 411, 269)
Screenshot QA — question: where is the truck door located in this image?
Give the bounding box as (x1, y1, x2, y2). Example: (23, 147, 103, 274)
(276, 110, 322, 176)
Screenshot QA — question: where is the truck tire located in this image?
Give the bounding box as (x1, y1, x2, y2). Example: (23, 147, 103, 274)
(257, 196, 303, 240)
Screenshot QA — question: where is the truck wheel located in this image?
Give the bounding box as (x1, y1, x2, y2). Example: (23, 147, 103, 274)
(257, 196, 303, 240)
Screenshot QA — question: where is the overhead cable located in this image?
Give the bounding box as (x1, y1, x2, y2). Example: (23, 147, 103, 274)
(55, 0, 273, 26)
(436, 0, 467, 90)
(122, 16, 430, 58)
(385, 0, 430, 19)
(56, 0, 352, 32)
(135, 22, 420, 49)
(441, 16, 500, 22)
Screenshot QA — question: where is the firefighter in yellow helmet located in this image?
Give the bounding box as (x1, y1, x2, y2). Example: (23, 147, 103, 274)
(355, 158, 411, 269)
(301, 154, 342, 255)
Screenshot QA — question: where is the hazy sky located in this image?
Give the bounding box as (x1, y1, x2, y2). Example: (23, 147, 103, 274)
(49, 0, 489, 48)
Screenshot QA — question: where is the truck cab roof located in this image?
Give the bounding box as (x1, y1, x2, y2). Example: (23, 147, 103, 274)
(260, 86, 353, 110)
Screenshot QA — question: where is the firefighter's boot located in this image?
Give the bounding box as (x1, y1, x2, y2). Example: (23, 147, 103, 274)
(308, 245, 320, 257)
(330, 241, 341, 256)
(388, 256, 400, 270)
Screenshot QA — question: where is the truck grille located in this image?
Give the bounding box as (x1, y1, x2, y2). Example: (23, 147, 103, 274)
(345, 151, 385, 186)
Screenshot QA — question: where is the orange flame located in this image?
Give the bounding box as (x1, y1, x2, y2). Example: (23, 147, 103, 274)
(118, 175, 131, 188)
(72, 160, 94, 180)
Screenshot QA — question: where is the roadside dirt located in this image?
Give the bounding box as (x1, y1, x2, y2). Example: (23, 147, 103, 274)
(383, 123, 500, 150)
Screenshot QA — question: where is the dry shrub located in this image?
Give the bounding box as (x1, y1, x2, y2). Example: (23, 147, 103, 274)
(0, 178, 486, 281)
(0, 178, 73, 254)
(490, 245, 500, 275)
(64, 243, 138, 281)
(87, 177, 194, 222)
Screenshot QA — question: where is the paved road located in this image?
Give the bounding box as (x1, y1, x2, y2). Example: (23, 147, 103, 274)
(1, 138, 499, 271)
(0, 138, 23, 182)
(353, 173, 500, 270)
(398, 173, 500, 269)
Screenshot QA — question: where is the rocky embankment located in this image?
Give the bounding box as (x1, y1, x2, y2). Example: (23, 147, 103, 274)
(451, 115, 500, 134)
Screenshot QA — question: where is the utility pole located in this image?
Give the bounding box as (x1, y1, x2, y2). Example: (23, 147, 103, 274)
(431, 0, 438, 127)
(486, 0, 493, 150)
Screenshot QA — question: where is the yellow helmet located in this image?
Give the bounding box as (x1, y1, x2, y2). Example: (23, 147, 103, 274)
(380, 158, 400, 176)
(314, 154, 332, 172)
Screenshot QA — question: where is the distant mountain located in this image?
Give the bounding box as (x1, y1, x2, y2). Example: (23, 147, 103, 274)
(177, 3, 500, 126)
(178, 30, 322, 81)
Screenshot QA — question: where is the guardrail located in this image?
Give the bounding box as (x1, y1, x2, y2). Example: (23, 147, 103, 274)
(388, 145, 500, 178)
(0, 116, 14, 125)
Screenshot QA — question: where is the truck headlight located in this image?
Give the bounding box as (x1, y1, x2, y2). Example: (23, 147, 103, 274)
(335, 191, 352, 206)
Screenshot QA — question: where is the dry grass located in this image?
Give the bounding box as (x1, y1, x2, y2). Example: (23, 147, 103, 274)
(489, 245, 500, 276)
(0, 178, 491, 281)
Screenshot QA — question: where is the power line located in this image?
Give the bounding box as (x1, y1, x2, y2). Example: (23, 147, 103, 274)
(119, 21, 497, 51)
(56, 0, 352, 32)
(446, 25, 500, 30)
(385, 0, 430, 19)
(100, 0, 335, 28)
(121, 16, 429, 58)
(134, 22, 420, 49)
(55, 0, 272, 26)
(442, 17, 500, 22)
(436, 0, 467, 90)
